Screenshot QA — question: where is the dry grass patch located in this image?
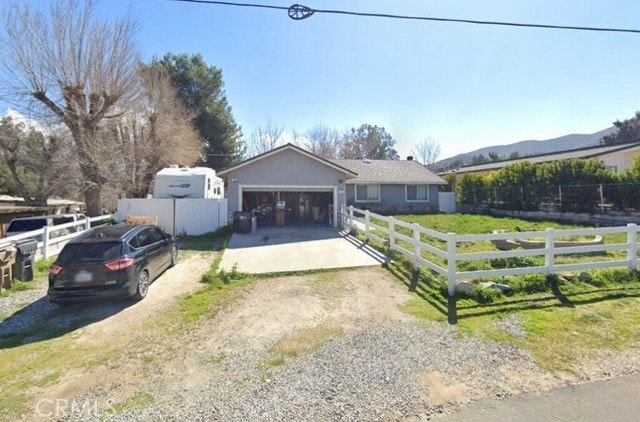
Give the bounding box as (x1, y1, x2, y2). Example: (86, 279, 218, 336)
(262, 322, 344, 367)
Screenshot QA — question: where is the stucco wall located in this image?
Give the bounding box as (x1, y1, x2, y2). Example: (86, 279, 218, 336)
(345, 184, 440, 214)
(224, 149, 349, 214)
(600, 147, 640, 173)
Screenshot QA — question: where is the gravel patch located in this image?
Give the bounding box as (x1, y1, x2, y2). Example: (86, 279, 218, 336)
(0, 280, 54, 336)
(103, 321, 557, 421)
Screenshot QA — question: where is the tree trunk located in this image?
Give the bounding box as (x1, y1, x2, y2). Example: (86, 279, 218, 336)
(84, 185, 102, 216)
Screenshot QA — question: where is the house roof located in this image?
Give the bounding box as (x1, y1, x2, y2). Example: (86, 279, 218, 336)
(218, 143, 446, 185)
(439, 141, 640, 175)
(331, 159, 447, 185)
(217, 143, 357, 177)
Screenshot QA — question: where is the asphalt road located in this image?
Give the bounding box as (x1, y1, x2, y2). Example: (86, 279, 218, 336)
(437, 373, 640, 422)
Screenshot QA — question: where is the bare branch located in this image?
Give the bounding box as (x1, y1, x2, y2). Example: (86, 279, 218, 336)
(411, 137, 441, 165)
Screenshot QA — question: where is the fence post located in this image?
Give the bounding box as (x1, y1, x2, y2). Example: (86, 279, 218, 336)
(388, 216, 395, 249)
(43, 226, 51, 259)
(364, 210, 370, 240)
(599, 184, 605, 214)
(84, 217, 91, 231)
(446, 232, 457, 324)
(627, 223, 638, 270)
(340, 204, 345, 229)
(558, 186, 562, 207)
(349, 205, 354, 231)
(413, 224, 420, 267)
(545, 228, 554, 275)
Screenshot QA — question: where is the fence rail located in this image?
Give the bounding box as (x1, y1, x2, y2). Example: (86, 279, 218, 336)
(340, 205, 640, 324)
(0, 214, 113, 260)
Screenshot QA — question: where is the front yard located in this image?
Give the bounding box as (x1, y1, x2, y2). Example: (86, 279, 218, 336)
(364, 213, 640, 374)
(0, 214, 639, 419)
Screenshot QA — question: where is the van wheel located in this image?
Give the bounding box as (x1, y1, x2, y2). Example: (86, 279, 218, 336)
(133, 270, 150, 300)
(170, 246, 178, 267)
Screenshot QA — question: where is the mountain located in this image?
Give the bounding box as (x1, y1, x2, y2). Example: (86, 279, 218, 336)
(435, 126, 616, 170)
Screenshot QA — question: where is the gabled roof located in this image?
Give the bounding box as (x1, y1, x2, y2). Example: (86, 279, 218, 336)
(332, 159, 447, 185)
(439, 141, 640, 175)
(217, 143, 357, 177)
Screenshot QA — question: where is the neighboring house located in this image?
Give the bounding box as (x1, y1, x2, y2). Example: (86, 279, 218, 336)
(439, 141, 640, 178)
(218, 144, 447, 227)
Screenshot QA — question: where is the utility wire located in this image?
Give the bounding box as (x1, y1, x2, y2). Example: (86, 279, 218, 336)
(166, 0, 640, 35)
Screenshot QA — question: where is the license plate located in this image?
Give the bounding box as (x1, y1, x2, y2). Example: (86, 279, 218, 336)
(74, 271, 93, 282)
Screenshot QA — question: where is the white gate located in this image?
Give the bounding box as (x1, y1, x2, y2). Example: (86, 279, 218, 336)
(439, 192, 456, 214)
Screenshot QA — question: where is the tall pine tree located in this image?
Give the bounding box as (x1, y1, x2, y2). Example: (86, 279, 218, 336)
(155, 53, 244, 170)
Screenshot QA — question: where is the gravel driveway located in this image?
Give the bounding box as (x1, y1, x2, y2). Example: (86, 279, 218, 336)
(80, 268, 561, 421)
(4, 264, 635, 421)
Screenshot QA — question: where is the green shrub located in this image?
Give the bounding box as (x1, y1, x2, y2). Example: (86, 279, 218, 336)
(468, 286, 503, 304)
(591, 268, 640, 286)
(456, 174, 490, 206)
(203, 264, 250, 285)
(457, 260, 492, 272)
(218, 264, 247, 284)
(490, 256, 542, 269)
(509, 274, 549, 294)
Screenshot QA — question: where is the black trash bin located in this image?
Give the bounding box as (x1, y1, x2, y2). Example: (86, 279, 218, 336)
(234, 212, 252, 234)
(12, 239, 37, 282)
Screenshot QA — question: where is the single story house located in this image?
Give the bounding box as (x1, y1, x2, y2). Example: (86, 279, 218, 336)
(218, 144, 447, 228)
(439, 141, 640, 179)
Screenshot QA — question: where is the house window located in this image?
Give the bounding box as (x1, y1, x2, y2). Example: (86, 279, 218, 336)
(605, 165, 618, 173)
(406, 185, 429, 202)
(355, 184, 380, 202)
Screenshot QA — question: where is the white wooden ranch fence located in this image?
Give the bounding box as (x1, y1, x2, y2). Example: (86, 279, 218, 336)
(0, 214, 113, 260)
(341, 205, 640, 323)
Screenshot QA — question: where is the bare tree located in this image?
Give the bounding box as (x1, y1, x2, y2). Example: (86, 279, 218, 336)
(300, 123, 342, 159)
(246, 118, 285, 157)
(411, 138, 441, 165)
(0, 115, 76, 206)
(0, 0, 140, 215)
(107, 65, 203, 198)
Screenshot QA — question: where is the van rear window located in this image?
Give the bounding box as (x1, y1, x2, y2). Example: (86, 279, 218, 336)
(6, 219, 47, 232)
(58, 242, 122, 264)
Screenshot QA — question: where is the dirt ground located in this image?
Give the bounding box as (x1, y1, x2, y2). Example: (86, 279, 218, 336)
(9, 259, 418, 420)
(6, 252, 638, 420)
(201, 267, 413, 355)
(37, 252, 215, 407)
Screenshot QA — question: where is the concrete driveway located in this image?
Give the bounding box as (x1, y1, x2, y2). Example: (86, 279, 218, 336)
(219, 226, 387, 273)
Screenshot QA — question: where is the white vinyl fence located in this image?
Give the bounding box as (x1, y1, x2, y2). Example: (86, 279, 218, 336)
(341, 205, 640, 322)
(116, 198, 228, 236)
(0, 214, 113, 260)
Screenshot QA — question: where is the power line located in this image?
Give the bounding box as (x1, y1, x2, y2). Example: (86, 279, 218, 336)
(166, 0, 640, 35)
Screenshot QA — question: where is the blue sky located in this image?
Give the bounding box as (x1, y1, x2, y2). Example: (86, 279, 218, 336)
(5, 0, 640, 160)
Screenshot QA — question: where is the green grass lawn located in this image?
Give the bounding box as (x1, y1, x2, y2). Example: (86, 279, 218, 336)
(365, 212, 629, 274)
(360, 213, 640, 375)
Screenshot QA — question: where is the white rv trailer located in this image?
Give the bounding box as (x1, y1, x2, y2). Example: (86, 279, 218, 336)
(153, 166, 224, 199)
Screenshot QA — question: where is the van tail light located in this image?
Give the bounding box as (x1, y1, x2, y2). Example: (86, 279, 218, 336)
(49, 264, 63, 276)
(104, 258, 135, 272)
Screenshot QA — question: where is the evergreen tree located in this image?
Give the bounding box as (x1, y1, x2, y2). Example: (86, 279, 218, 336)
(155, 53, 244, 169)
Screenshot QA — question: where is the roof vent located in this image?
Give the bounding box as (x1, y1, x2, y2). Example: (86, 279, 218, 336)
(407, 156, 414, 161)
(362, 158, 372, 164)
(169, 164, 179, 169)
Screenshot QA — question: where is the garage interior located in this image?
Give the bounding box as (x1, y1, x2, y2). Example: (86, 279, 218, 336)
(242, 190, 334, 227)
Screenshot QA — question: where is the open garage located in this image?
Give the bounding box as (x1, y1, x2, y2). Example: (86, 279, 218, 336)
(218, 144, 357, 228)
